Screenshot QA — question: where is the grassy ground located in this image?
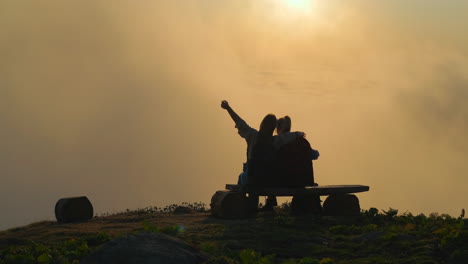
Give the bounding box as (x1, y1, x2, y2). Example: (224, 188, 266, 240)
(1, 203, 467, 264)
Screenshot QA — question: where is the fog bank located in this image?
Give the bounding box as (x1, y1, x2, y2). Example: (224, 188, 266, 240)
(1, 0, 467, 230)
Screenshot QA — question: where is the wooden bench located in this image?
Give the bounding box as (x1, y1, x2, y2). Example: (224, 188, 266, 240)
(211, 184, 370, 218)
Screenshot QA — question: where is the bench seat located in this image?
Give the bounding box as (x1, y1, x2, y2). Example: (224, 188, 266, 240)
(225, 184, 370, 197)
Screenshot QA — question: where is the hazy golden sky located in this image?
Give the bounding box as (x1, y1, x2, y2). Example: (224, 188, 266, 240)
(1, 0, 467, 230)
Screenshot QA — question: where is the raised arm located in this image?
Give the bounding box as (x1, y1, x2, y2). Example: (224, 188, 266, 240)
(221, 100, 256, 140)
(221, 100, 241, 124)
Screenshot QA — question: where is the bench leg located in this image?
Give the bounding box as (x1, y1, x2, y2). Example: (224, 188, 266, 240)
(291, 195, 322, 215)
(247, 192, 259, 213)
(210, 190, 251, 219)
(323, 194, 360, 216)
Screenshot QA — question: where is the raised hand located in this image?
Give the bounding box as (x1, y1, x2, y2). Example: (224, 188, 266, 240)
(221, 100, 230, 110)
(221, 100, 241, 123)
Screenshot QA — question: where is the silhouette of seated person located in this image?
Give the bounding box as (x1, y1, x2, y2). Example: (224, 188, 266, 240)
(276, 116, 319, 187)
(264, 116, 320, 210)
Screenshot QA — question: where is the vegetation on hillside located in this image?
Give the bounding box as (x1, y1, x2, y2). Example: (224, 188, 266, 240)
(0, 202, 467, 264)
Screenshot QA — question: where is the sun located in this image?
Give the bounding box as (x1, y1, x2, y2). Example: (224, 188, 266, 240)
(285, 0, 310, 10)
(273, 0, 315, 18)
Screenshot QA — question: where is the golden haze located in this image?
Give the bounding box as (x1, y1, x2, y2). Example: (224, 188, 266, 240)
(1, 0, 468, 230)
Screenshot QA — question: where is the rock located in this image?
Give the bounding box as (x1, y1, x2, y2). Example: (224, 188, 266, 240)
(210, 190, 250, 219)
(174, 206, 194, 214)
(55, 196, 93, 223)
(80, 232, 209, 264)
(323, 194, 360, 216)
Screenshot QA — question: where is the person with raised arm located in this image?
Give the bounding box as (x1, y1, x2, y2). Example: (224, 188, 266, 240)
(220, 100, 304, 211)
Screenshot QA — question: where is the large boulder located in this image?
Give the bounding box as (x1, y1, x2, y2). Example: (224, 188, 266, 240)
(80, 232, 209, 264)
(210, 190, 250, 219)
(55, 196, 93, 223)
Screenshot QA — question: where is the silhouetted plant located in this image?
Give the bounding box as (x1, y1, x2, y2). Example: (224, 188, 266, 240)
(273, 215, 295, 226)
(382, 208, 398, 219)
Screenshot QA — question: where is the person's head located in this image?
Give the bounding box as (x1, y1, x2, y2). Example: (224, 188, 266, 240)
(259, 114, 277, 136)
(276, 116, 291, 135)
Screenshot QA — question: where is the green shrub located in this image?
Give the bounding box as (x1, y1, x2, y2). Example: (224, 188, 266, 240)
(205, 256, 239, 264)
(0, 238, 91, 264)
(239, 249, 275, 264)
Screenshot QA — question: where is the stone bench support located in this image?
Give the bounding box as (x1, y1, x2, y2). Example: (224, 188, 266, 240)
(211, 184, 370, 218)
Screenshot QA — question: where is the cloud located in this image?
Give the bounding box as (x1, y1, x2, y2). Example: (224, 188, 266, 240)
(396, 59, 468, 152)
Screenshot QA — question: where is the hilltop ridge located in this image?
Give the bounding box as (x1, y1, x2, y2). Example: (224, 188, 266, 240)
(1, 203, 467, 264)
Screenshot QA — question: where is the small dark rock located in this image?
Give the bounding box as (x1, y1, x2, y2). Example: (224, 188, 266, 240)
(174, 206, 194, 214)
(80, 232, 209, 264)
